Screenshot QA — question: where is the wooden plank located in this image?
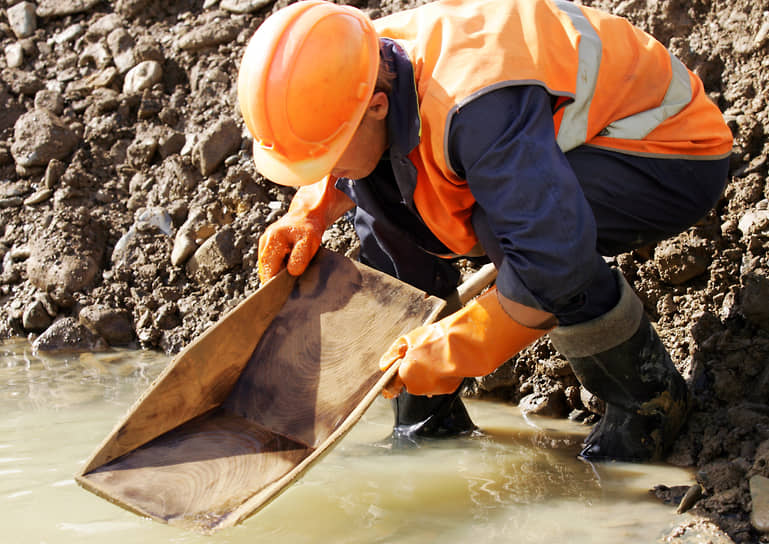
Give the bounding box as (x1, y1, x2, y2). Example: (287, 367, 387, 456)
(78, 269, 297, 474)
(78, 408, 311, 533)
(222, 248, 443, 447)
(77, 249, 446, 533)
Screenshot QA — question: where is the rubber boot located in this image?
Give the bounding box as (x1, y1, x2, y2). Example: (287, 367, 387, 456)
(549, 270, 690, 462)
(390, 383, 477, 445)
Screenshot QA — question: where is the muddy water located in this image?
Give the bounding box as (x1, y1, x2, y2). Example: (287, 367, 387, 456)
(1, 338, 694, 543)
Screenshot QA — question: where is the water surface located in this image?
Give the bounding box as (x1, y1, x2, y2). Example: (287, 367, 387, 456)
(0, 338, 694, 543)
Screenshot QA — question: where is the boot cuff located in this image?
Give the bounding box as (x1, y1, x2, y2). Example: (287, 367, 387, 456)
(548, 269, 643, 358)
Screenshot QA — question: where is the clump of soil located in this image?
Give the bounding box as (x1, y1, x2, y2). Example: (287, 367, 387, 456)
(0, 0, 768, 542)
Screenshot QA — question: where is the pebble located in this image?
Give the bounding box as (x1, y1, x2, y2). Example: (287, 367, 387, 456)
(186, 228, 241, 283)
(34, 89, 64, 115)
(24, 189, 53, 206)
(7, 2, 37, 39)
(178, 20, 241, 51)
(36, 0, 102, 18)
(194, 118, 241, 175)
(123, 60, 163, 94)
(5, 43, 24, 68)
(11, 109, 80, 167)
(22, 299, 52, 331)
(53, 23, 85, 45)
(220, 0, 272, 14)
(80, 42, 112, 69)
(751, 475, 769, 532)
(107, 28, 137, 74)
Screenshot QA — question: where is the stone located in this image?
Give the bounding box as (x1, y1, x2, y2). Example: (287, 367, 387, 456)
(26, 211, 106, 295)
(53, 23, 85, 44)
(123, 60, 163, 94)
(220, 0, 272, 13)
(751, 475, 769, 532)
(739, 209, 769, 237)
(80, 42, 112, 69)
(158, 130, 186, 158)
(7, 2, 37, 39)
(79, 304, 134, 345)
(186, 228, 241, 283)
(87, 13, 123, 38)
(36, 0, 102, 18)
(23, 189, 53, 206)
(34, 89, 64, 115)
(654, 235, 711, 285)
(194, 118, 241, 175)
(2, 68, 44, 95)
(32, 317, 108, 353)
(519, 388, 568, 418)
(178, 20, 241, 51)
(6, 43, 24, 68)
(11, 109, 79, 167)
(22, 299, 52, 331)
(107, 28, 137, 74)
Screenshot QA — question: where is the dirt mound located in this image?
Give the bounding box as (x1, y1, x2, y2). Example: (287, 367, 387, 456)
(0, 0, 767, 541)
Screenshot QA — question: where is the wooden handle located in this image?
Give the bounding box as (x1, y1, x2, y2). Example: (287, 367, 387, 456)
(457, 262, 498, 305)
(439, 262, 498, 318)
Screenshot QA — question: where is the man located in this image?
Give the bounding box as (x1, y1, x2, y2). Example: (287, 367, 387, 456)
(238, 0, 732, 462)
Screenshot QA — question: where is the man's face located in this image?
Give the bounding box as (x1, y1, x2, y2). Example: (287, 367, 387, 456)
(331, 92, 389, 180)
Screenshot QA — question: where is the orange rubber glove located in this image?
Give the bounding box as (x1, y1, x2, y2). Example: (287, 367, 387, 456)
(379, 287, 551, 397)
(258, 176, 355, 283)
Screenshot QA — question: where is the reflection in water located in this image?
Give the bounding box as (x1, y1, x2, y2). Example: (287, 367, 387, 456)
(1, 339, 694, 543)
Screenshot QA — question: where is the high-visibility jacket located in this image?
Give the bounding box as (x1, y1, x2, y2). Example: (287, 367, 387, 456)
(373, 0, 733, 255)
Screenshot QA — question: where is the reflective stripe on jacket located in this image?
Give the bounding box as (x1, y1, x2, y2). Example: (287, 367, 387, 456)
(373, 0, 733, 255)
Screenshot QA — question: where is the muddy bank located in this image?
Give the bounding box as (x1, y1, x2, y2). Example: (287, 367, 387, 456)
(0, 0, 768, 541)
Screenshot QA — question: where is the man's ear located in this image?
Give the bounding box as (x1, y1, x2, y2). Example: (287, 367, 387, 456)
(367, 91, 389, 120)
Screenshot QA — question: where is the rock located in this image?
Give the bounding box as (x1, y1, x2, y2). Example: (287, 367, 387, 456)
(26, 210, 106, 295)
(79, 305, 134, 345)
(519, 388, 567, 418)
(36, 0, 102, 18)
(34, 89, 64, 115)
(155, 302, 180, 330)
(43, 159, 66, 189)
(11, 110, 80, 167)
(23, 189, 53, 206)
(194, 118, 241, 175)
(2, 68, 45, 95)
(107, 28, 137, 74)
(158, 130, 186, 158)
(654, 235, 711, 285)
(6, 43, 24, 68)
(81, 42, 112, 69)
(740, 271, 769, 330)
(53, 23, 85, 44)
(116, 0, 154, 17)
(22, 299, 52, 331)
(7, 2, 37, 39)
(751, 475, 769, 532)
(178, 20, 241, 51)
(87, 13, 123, 39)
(123, 60, 163, 94)
(738, 209, 769, 237)
(186, 228, 241, 283)
(126, 133, 158, 168)
(220, 0, 271, 13)
(32, 317, 107, 353)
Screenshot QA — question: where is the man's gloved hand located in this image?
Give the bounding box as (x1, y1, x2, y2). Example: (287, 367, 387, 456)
(379, 287, 550, 397)
(257, 176, 355, 284)
(258, 213, 324, 283)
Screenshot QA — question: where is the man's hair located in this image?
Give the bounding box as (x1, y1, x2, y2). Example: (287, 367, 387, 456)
(375, 46, 396, 94)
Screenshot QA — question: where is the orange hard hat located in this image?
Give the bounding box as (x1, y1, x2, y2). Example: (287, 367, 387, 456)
(237, 0, 380, 187)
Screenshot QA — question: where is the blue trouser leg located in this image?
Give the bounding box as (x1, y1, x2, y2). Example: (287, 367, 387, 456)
(343, 184, 475, 441)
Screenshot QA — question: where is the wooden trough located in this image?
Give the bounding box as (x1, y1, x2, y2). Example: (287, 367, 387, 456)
(75, 248, 446, 533)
